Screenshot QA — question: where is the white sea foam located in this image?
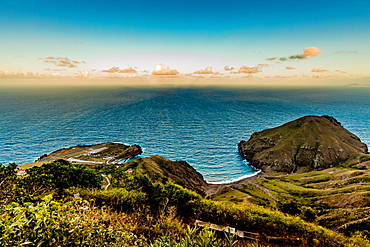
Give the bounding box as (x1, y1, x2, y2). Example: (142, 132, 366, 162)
(207, 170, 261, 185)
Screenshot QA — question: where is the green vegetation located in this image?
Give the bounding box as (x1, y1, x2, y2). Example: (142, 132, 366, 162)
(0, 160, 101, 204)
(107, 156, 207, 196)
(213, 166, 370, 238)
(0, 195, 144, 247)
(1, 157, 369, 246)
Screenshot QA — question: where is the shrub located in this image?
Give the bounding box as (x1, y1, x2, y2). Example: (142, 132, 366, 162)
(300, 206, 317, 222)
(0, 163, 19, 203)
(279, 200, 301, 216)
(75, 188, 147, 212)
(150, 226, 238, 247)
(0, 195, 144, 247)
(26, 159, 102, 191)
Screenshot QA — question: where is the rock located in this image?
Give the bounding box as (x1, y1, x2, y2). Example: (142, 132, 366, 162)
(34, 154, 48, 162)
(238, 115, 368, 173)
(115, 144, 142, 160)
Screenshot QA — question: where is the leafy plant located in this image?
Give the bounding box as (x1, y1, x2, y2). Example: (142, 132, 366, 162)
(0, 195, 144, 247)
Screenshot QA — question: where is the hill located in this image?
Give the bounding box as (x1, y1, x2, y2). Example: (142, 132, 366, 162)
(238, 115, 368, 173)
(108, 155, 208, 196)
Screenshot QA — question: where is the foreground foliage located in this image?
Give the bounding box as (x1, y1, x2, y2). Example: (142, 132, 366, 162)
(1, 159, 369, 246)
(0, 160, 101, 204)
(0, 195, 144, 247)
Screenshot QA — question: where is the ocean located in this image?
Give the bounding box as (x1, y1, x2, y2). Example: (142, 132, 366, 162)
(1, 84, 370, 183)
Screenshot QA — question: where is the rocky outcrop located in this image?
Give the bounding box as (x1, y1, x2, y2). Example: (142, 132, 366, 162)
(104, 143, 142, 160)
(238, 115, 368, 173)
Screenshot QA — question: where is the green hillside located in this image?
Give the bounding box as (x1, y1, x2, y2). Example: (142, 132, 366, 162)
(213, 164, 370, 234)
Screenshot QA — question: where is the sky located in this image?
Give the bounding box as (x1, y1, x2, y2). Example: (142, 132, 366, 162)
(0, 0, 369, 81)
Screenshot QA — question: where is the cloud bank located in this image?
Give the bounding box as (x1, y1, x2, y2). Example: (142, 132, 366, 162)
(194, 67, 213, 74)
(311, 68, 328, 72)
(101, 66, 137, 73)
(237, 66, 261, 74)
(40, 57, 86, 68)
(152, 64, 179, 75)
(224, 66, 234, 71)
(266, 47, 323, 61)
(335, 51, 358, 54)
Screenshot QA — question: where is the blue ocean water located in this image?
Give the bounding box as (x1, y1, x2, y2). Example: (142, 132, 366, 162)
(1, 85, 370, 183)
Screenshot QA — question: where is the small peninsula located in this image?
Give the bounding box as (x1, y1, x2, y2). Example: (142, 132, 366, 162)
(21, 142, 142, 169)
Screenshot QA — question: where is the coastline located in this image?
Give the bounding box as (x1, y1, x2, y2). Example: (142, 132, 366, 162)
(203, 170, 265, 198)
(206, 169, 261, 185)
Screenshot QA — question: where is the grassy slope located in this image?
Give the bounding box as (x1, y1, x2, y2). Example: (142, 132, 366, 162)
(110, 156, 207, 196)
(212, 161, 370, 233)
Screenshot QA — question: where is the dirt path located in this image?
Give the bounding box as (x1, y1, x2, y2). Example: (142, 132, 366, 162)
(247, 180, 280, 202)
(102, 174, 110, 190)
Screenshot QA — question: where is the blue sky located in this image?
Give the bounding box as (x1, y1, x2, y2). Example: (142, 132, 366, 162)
(0, 0, 369, 79)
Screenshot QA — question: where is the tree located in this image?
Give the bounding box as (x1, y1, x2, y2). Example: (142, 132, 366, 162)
(0, 163, 18, 202)
(19, 159, 102, 195)
(279, 201, 301, 216)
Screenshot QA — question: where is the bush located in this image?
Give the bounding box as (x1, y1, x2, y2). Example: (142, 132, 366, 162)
(279, 201, 301, 216)
(300, 206, 317, 222)
(25, 159, 102, 191)
(150, 226, 238, 247)
(75, 188, 147, 212)
(0, 195, 144, 247)
(0, 163, 19, 203)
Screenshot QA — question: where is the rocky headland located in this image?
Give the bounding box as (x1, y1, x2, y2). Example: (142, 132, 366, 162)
(238, 115, 368, 173)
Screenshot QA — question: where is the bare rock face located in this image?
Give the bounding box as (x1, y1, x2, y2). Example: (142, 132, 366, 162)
(238, 116, 368, 173)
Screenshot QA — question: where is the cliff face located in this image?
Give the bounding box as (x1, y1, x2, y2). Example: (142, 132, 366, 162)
(238, 115, 368, 173)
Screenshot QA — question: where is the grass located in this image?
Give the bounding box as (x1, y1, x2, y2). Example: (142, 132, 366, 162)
(213, 165, 370, 234)
(212, 187, 253, 205)
(236, 183, 278, 208)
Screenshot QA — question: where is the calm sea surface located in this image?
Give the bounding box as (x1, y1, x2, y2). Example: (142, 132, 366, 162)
(1, 85, 370, 183)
